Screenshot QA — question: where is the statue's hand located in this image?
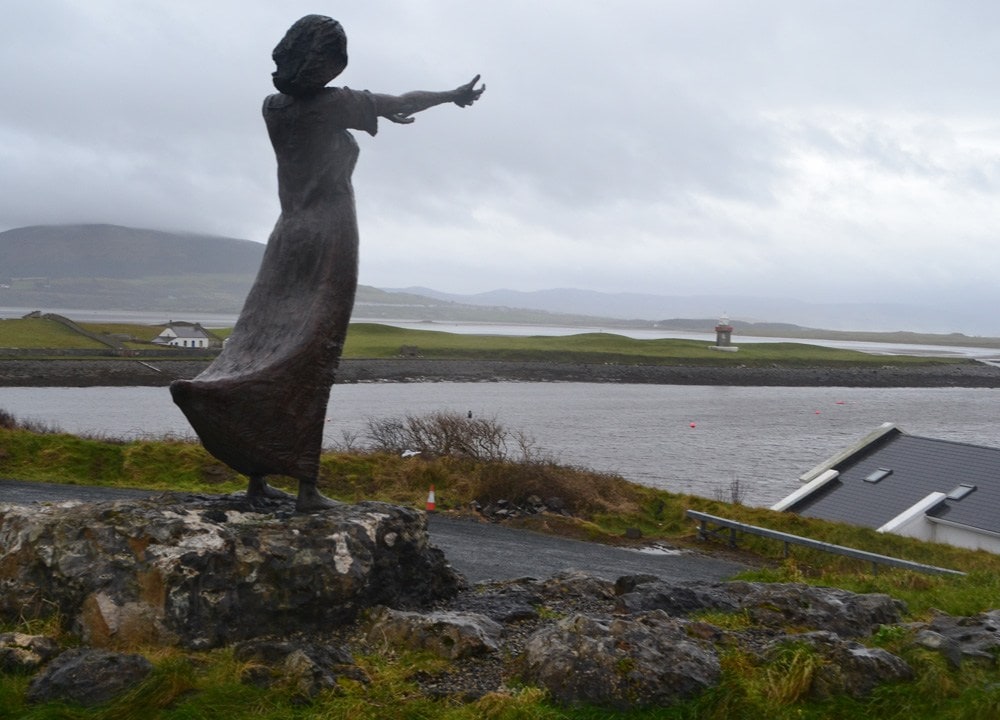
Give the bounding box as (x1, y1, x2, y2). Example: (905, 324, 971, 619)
(454, 74, 485, 107)
(387, 112, 415, 124)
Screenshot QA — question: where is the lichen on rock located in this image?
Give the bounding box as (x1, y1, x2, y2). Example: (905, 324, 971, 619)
(0, 493, 463, 649)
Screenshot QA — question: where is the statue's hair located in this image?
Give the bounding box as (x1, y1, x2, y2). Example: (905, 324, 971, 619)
(272, 15, 348, 96)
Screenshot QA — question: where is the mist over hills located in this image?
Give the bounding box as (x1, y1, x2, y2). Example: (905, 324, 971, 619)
(0, 224, 987, 336)
(0, 224, 264, 279)
(394, 287, 971, 335)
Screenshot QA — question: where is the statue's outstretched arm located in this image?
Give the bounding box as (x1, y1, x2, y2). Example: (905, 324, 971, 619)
(373, 75, 484, 125)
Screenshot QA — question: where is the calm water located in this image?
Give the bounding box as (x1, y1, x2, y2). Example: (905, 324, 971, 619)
(3, 383, 1000, 507)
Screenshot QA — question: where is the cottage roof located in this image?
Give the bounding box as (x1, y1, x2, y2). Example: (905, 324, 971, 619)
(158, 324, 210, 339)
(784, 426, 1000, 536)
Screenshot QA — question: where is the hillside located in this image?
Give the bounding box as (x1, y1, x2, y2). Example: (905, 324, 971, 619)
(4, 224, 998, 348)
(0, 224, 617, 324)
(0, 224, 264, 278)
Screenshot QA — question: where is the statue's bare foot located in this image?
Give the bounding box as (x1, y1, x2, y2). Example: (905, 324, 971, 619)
(296, 482, 339, 512)
(246, 475, 294, 500)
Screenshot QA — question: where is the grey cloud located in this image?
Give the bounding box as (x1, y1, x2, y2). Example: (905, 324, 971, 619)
(4, 0, 1000, 331)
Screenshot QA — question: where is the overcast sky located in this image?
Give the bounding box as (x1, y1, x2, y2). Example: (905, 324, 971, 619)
(4, 1, 1000, 331)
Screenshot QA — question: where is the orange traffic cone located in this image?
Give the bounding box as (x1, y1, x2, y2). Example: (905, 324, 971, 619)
(425, 485, 436, 512)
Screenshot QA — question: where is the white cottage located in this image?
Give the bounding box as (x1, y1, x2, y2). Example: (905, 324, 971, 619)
(153, 323, 216, 349)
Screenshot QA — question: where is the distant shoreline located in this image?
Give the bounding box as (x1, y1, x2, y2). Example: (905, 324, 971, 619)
(3, 357, 1000, 388)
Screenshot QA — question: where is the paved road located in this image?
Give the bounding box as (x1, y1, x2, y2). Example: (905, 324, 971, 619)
(0, 479, 746, 583)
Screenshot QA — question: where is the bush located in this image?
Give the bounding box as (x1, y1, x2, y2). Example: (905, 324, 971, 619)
(0, 407, 59, 434)
(364, 411, 540, 463)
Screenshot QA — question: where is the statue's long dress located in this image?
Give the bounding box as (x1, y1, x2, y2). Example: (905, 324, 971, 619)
(170, 88, 378, 482)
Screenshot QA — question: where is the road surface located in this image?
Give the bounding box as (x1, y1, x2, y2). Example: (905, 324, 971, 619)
(0, 479, 746, 583)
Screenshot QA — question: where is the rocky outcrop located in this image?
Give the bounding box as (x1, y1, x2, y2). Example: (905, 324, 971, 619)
(765, 631, 913, 700)
(25, 649, 152, 706)
(522, 610, 721, 709)
(0, 494, 986, 712)
(233, 639, 368, 699)
(0, 633, 59, 673)
(913, 609, 1000, 667)
(0, 493, 462, 649)
(366, 607, 504, 660)
(617, 578, 904, 637)
(471, 495, 570, 522)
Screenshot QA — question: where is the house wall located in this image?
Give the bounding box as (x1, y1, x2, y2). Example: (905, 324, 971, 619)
(928, 521, 1000, 554)
(881, 511, 1000, 554)
(168, 337, 208, 349)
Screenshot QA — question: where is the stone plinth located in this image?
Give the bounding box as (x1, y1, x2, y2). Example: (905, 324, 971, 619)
(0, 494, 462, 649)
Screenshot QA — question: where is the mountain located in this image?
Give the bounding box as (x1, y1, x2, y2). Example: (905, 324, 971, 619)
(1, 224, 987, 336)
(0, 224, 264, 279)
(0, 225, 618, 325)
(0, 224, 266, 313)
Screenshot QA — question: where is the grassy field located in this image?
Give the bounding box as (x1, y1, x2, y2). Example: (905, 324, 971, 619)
(340, 323, 965, 366)
(0, 317, 109, 350)
(0, 316, 977, 367)
(2, 414, 1000, 718)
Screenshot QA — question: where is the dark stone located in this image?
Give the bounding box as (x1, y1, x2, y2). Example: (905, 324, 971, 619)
(919, 609, 1000, 665)
(0, 633, 60, 673)
(26, 648, 152, 706)
(451, 583, 542, 623)
(544, 497, 567, 513)
(234, 638, 367, 698)
(366, 607, 503, 660)
(0, 494, 463, 649)
(521, 610, 720, 709)
(541, 571, 616, 601)
(617, 579, 904, 637)
(767, 631, 913, 699)
(613, 574, 660, 595)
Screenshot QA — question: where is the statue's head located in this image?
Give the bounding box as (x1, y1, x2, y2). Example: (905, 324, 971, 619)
(272, 15, 348, 96)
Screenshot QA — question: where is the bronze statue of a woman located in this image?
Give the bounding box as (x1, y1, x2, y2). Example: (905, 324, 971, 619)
(171, 15, 484, 510)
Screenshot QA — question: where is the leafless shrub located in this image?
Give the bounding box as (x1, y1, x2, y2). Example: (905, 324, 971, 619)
(364, 411, 540, 463)
(364, 416, 410, 455)
(0, 408, 17, 429)
(327, 429, 363, 453)
(714, 473, 748, 505)
(0, 408, 61, 434)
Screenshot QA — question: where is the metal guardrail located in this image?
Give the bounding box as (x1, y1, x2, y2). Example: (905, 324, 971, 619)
(686, 509, 966, 576)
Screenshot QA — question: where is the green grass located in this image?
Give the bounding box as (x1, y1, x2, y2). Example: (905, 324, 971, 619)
(0, 423, 995, 615)
(0, 318, 107, 350)
(339, 323, 960, 367)
(4, 422, 1000, 718)
(0, 318, 974, 368)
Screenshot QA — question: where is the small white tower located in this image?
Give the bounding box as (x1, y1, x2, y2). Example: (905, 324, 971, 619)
(710, 315, 739, 352)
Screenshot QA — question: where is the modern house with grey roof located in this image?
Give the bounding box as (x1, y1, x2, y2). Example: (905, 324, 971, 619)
(772, 423, 1000, 553)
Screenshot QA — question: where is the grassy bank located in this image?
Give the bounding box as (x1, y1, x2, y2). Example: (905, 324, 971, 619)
(0, 316, 977, 367)
(340, 324, 969, 367)
(3, 419, 1000, 718)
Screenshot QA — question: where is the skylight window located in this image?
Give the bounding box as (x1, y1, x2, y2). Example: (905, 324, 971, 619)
(946, 484, 977, 501)
(864, 468, 893, 483)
